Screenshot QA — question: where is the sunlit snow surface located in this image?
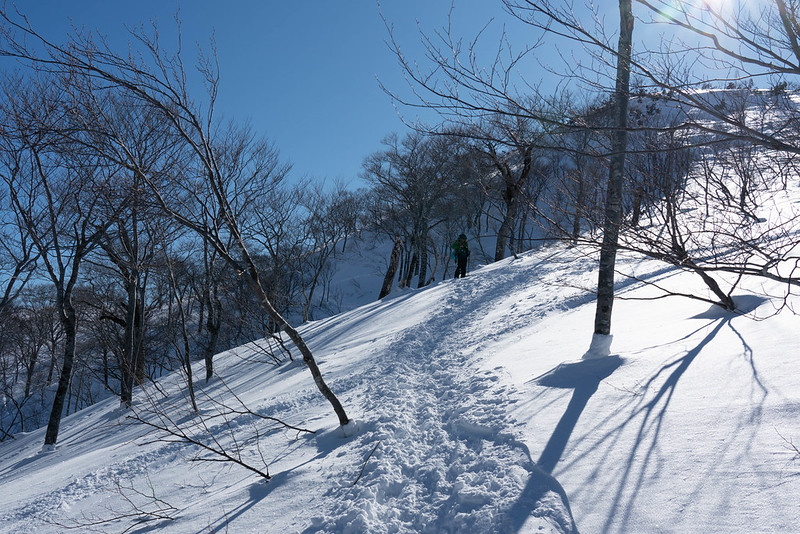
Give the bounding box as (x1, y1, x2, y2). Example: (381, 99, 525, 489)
(2, 93, 800, 532)
(2, 233, 799, 532)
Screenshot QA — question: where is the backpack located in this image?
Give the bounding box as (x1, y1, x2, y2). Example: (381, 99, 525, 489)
(451, 237, 469, 258)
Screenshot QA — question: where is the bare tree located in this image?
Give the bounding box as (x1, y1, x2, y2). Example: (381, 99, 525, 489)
(614, 0, 800, 307)
(0, 194, 38, 312)
(383, 1, 640, 345)
(387, 0, 800, 323)
(0, 15, 351, 426)
(363, 131, 469, 288)
(0, 72, 122, 448)
(465, 108, 547, 261)
(586, 0, 634, 338)
(246, 176, 305, 327)
(298, 183, 361, 321)
(88, 93, 180, 407)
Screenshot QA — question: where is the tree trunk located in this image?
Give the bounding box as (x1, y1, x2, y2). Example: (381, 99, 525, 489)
(404, 250, 418, 289)
(594, 0, 634, 337)
(133, 286, 146, 386)
(24, 350, 38, 398)
(379, 237, 402, 299)
(120, 276, 138, 409)
(417, 222, 430, 288)
(495, 183, 516, 262)
(43, 302, 77, 448)
(102, 348, 109, 390)
(203, 293, 221, 383)
(46, 348, 56, 384)
(572, 170, 585, 243)
(631, 185, 644, 228)
(243, 262, 349, 426)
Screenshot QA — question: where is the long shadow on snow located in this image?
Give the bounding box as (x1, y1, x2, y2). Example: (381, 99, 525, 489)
(507, 356, 624, 533)
(199, 473, 292, 534)
(534, 356, 625, 474)
(601, 296, 768, 532)
(545, 295, 767, 533)
(600, 319, 726, 532)
(200, 423, 365, 534)
(300, 292, 421, 353)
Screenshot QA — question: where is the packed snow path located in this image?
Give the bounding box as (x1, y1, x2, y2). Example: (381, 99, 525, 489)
(312, 251, 594, 533)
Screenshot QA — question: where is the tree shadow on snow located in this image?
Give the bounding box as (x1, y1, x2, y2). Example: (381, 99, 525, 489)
(553, 295, 769, 533)
(198, 422, 368, 533)
(508, 356, 624, 533)
(594, 319, 727, 532)
(534, 356, 625, 474)
(198, 473, 292, 534)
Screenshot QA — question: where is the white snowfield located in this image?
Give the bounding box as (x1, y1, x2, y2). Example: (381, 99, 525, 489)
(1, 232, 799, 533)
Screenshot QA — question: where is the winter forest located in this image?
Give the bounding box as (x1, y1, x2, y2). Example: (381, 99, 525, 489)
(1, 1, 800, 532)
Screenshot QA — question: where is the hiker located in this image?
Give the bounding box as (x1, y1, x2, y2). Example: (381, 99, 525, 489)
(451, 233, 470, 278)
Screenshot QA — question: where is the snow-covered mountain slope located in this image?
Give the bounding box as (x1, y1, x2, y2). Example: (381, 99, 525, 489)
(1, 227, 798, 532)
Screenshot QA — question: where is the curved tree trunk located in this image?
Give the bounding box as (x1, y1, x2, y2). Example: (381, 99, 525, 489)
(243, 262, 349, 426)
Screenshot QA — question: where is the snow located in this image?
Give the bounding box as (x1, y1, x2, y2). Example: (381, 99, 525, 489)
(3, 108, 800, 530)
(1, 235, 798, 533)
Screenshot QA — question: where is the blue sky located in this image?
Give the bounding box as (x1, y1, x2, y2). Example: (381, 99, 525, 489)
(18, 1, 531, 186)
(7, 2, 755, 186)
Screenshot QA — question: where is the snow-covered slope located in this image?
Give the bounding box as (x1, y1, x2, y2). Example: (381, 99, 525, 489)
(1, 226, 798, 532)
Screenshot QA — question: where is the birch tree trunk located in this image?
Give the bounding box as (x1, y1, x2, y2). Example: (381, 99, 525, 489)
(593, 0, 634, 337)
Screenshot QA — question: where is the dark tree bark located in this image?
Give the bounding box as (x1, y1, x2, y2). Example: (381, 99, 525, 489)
(379, 237, 403, 299)
(417, 222, 430, 288)
(43, 300, 77, 448)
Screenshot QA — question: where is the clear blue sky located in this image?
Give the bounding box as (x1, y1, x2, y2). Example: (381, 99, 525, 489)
(17, 1, 535, 186)
(8, 2, 752, 185)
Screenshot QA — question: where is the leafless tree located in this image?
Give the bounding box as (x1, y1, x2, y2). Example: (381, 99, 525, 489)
(464, 108, 548, 261)
(0, 13, 350, 426)
(363, 131, 471, 288)
(0, 194, 38, 312)
(616, 0, 800, 308)
(245, 175, 305, 327)
(0, 71, 123, 448)
(384, 1, 637, 342)
(86, 93, 181, 408)
(387, 0, 800, 325)
(298, 183, 362, 321)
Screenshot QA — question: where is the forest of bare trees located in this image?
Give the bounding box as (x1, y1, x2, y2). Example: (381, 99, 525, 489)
(2, 0, 800, 457)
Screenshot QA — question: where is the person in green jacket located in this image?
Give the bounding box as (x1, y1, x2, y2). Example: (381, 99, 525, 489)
(451, 233, 470, 278)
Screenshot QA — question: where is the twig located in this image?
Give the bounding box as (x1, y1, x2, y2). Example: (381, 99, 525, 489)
(776, 428, 800, 458)
(352, 441, 381, 486)
(46, 471, 177, 533)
